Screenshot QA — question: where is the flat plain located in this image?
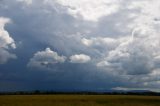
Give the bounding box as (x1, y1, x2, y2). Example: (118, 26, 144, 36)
(0, 95, 160, 106)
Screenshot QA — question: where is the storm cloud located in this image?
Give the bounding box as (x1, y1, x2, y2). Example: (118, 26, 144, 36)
(0, 0, 160, 91)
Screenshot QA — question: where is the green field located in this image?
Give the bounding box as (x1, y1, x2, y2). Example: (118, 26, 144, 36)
(0, 95, 160, 106)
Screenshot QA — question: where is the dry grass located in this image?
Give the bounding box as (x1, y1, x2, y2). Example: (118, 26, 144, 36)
(0, 95, 160, 106)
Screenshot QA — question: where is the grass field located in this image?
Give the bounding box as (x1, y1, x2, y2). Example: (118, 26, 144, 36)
(0, 95, 160, 106)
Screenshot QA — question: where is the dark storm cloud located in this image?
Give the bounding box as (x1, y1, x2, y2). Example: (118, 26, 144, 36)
(0, 0, 160, 92)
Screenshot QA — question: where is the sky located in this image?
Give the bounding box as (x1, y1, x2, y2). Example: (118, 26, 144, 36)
(0, 0, 160, 92)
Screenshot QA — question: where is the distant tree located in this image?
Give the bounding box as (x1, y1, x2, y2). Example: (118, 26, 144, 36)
(34, 90, 40, 94)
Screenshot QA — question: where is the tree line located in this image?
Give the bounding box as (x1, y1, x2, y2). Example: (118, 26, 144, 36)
(0, 90, 160, 96)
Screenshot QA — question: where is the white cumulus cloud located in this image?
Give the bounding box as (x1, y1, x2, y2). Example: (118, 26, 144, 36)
(0, 17, 16, 64)
(54, 0, 121, 21)
(70, 54, 91, 63)
(28, 48, 66, 70)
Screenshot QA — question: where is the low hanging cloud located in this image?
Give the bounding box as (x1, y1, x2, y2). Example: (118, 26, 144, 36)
(0, 17, 16, 64)
(70, 54, 91, 63)
(27, 48, 66, 70)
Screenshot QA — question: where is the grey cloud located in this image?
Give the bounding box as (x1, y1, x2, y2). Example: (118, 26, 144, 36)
(0, 48, 16, 64)
(1, 0, 160, 91)
(16, 0, 32, 5)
